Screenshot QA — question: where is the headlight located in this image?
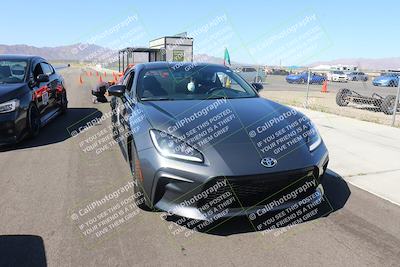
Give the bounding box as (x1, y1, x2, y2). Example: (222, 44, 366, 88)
(0, 99, 20, 114)
(150, 129, 204, 162)
(307, 121, 322, 152)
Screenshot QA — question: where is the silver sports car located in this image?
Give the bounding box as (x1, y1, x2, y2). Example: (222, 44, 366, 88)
(109, 62, 329, 221)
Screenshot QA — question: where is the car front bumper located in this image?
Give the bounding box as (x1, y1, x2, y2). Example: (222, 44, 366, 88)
(0, 111, 19, 145)
(138, 142, 329, 221)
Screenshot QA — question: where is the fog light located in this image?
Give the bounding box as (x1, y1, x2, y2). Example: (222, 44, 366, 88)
(316, 184, 324, 197)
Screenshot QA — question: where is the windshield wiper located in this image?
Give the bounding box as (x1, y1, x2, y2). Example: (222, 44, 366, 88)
(207, 95, 228, 100)
(141, 97, 175, 101)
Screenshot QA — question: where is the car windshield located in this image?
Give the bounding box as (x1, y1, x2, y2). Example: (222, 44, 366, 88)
(138, 65, 258, 101)
(0, 59, 28, 84)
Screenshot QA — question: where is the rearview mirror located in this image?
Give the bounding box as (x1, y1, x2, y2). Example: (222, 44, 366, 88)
(36, 74, 49, 83)
(251, 82, 263, 92)
(108, 85, 126, 97)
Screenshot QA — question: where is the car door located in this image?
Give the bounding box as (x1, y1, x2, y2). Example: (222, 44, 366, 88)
(40, 62, 58, 109)
(31, 61, 51, 116)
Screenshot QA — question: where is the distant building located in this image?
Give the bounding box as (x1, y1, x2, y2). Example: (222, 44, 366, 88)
(149, 33, 193, 62)
(310, 64, 358, 75)
(118, 33, 194, 72)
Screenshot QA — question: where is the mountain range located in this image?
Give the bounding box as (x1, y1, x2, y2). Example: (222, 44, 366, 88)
(1, 43, 399, 70)
(0, 43, 115, 62)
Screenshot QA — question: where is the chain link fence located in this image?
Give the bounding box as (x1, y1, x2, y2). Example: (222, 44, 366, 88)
(259, 68, 400, 127)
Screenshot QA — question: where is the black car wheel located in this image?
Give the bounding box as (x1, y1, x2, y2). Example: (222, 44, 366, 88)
(352, 77, 357, 81)
(299, 78, 305, 84)
(60, 90, 68, 114)
(336, 88, 351, 106)
(381, 95, 397, 115)
(129, 139, 152, 211)
(27, 104, 41, 137)
(254, 76, 262, 83)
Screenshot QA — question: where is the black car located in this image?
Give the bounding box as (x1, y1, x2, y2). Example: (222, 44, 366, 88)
(0, 55, 68, 145)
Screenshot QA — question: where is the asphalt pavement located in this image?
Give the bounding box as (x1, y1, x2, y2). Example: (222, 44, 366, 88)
(0, 67, 399, 267)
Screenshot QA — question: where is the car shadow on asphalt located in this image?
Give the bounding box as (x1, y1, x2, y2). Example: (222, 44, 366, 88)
(0, 235, 47, 267)
(0, 108, 103, 152)
(164, 169, 351, 236)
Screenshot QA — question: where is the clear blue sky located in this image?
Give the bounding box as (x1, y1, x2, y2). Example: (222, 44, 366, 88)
(1, 0, 398, 64)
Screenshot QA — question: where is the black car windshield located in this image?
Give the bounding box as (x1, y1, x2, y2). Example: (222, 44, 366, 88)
(138, 65, 258, 101)
(0, 59, 28, 84)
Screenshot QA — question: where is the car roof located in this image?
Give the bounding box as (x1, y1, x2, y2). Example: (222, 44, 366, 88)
(0, 54, 45, 61)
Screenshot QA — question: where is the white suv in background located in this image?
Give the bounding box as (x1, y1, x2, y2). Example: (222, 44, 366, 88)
(327, 71, 348, 82)
(235, 66, 265, 82)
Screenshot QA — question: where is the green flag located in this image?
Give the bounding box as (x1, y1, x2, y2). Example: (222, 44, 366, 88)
(224, 48, 231, 66)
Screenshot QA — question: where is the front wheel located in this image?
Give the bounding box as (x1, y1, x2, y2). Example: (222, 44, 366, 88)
(27, 104, 41, 137)
(129, 141, 152, 211)
(60, 90, 68, 114)
(254, 76, 262, 83)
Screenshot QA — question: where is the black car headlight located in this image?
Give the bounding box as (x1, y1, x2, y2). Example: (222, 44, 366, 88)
(150, 129, 204, 163)
(307, 121, 322, 152)
(0, 99, 20, 114)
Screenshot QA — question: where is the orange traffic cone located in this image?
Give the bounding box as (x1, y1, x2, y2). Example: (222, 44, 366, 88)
(96, 71, 99, 76)
(89, 71, 92, 76)
(104, 71, 107, 77)
(321, 80, 328, 93)
(99, 76, 103, 83)
(79, 75, 83, 85)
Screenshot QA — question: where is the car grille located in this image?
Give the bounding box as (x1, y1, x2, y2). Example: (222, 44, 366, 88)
(198, 167, 318, 209)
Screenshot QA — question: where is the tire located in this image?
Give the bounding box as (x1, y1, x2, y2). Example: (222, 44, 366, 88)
(60, 90, 68, 114)
(352, 77, 357, 81)
(336, 88, 351, 106)
(254, 76, 262, 83)
(298, 78, 305, 84)
(381, 95, 397, 115)
(129, 140, 152, 211)
(27, 104, 41, 137)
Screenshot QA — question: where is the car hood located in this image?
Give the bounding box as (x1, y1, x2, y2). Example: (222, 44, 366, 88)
(139, 97, 319, 175)
(0, 83, 28, 102)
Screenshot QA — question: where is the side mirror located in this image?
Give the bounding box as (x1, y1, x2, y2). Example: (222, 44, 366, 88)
(108, 85, 126, 97)
(251, 82, 263, 92)
(37, 74, 49, 83)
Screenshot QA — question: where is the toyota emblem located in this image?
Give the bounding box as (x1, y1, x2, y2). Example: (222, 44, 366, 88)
(261, 157, 277, 168)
